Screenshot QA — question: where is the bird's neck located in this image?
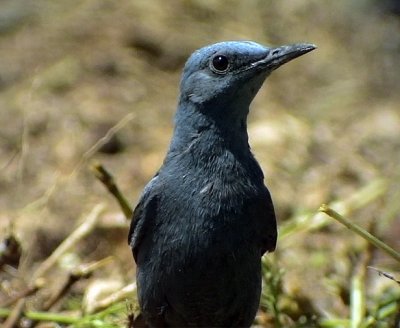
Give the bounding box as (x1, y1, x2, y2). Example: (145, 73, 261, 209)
(168, 101, 250, 156)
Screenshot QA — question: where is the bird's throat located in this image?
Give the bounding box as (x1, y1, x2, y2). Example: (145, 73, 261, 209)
(170, 103, 250, 156)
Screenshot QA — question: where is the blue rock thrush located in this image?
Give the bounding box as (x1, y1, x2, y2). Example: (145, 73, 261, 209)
(128, 41, 316, 327)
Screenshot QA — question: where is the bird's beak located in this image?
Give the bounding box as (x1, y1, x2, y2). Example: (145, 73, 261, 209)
(255, 43, 316, 70)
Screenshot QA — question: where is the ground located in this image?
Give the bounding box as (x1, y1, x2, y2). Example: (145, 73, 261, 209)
(0, 1, 399, 327)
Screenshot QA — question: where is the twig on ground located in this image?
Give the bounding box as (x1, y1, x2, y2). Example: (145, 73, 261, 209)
(368, 266, 400, 285)
(2, 298, 26, 328)
(91, 162, 133, 219)
(87, 282, 137, 314)
(350, 223, 374, 328)
(0, 278, 45, 308)
(280, 179, 387, 239)
(32, 203, 105, 281)
(1, 204, 105, 326)
(72, 113, 136, 177)
(23, 112, 135, 213)
(319, 204, 400, 263)
(43, 256, 114, 311)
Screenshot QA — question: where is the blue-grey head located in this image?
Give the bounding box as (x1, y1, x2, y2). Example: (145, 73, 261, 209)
(179, 41, 316, 115)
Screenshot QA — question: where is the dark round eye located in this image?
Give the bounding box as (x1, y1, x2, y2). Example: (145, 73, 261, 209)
(211, 55, 229, 73)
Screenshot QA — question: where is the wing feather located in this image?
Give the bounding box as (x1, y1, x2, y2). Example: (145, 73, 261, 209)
(128, 175, 160, 262)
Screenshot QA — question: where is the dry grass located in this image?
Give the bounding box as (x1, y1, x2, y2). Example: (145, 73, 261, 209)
(1, 0, 399, 327)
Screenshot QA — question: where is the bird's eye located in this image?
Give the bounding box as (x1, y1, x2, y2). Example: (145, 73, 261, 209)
(210, 55, 229, 73)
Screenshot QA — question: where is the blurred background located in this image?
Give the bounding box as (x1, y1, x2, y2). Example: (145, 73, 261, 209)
(0, 0, 399, 327)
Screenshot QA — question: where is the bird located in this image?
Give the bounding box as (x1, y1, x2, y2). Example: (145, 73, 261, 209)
(128, 40, 316, 327)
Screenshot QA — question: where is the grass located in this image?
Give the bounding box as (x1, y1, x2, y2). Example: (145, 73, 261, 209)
(1, 164, 399, 327)
(1, 1, 400, 327)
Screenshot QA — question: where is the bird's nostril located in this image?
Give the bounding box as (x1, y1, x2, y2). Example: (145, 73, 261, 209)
(271, 49, 280, 56)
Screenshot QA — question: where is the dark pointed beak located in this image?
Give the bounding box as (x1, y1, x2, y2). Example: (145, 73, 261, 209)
(257, 43, 316, 70)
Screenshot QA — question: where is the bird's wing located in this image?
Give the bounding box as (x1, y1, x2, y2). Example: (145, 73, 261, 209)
(261, 205, 277, 254)
(255, 189, 278, 255)
(128, 174, 160, 262)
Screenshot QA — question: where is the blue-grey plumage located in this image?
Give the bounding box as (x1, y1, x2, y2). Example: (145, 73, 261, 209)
(128, 40, 316, 327)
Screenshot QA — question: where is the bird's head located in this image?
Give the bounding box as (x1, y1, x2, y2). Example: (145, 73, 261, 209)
(179, 41, 316, 113)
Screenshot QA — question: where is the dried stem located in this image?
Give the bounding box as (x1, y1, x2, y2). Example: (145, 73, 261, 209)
(43, 257, 113, 311)
(87, 282, 137, 314)
(91, 162, 133, 219)
(350, 223, 374, 328)
(319, 204, 400, 263)
(32, 203, 105, 281)
(2, 299, 26, 328)
(280, 179, 387, 240)
(368, 266, 400, 285)
(0, 279, 45, 308)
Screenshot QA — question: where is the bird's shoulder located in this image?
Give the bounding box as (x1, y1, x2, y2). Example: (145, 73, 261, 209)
(128, 173, 161, 261)
(246, 186, 277, 254)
